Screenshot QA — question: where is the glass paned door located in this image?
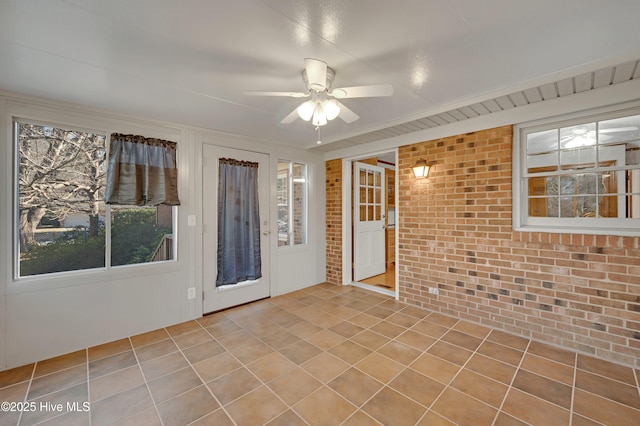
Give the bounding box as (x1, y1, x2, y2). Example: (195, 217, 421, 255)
(354, 162, 386, 281)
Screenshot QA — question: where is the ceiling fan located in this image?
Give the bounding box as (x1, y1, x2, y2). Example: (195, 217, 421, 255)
(246, 58, 393, 127)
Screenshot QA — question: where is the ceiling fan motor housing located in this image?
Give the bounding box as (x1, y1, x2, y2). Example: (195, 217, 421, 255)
(303, 66, 336, 92)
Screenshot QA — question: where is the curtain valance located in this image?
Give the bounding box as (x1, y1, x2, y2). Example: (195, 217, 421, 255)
(219, 158, 258, 168)
(105, 133, 180, 206)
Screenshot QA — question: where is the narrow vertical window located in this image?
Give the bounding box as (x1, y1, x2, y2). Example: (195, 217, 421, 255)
(277, 160, 308, 247)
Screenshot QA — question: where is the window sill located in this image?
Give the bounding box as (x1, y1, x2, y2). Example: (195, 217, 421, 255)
(7, 259, 183, 295)
(514, 224, 640, 237)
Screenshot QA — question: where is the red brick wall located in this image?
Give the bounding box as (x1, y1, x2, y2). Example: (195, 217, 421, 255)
(326, 159, 343, 285)
(397, 125, 640, 367)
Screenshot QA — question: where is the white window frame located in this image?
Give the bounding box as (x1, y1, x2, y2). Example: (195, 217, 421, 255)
(11, 116, 179, 285)
(513, 103, 640, 236)
(277, 160, 308, 247)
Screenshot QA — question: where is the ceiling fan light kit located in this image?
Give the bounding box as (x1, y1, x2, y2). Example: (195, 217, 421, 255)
(297, 100, 316, 121)
(298, 97, 341, 126)
(247, 58, 393, 133)
(323, 99, 340, 120)
(313, 108, 328, 126)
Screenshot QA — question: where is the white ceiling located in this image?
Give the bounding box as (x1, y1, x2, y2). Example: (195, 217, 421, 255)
(1, 0, 640, 152)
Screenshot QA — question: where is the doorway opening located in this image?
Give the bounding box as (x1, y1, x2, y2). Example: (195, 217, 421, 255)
(343, 150, 397, 298)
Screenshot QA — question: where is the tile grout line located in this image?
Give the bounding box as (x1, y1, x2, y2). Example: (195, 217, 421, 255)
(173, 318, 254, 425)
(417, 319, 495, 425)
(86, 348, 91, 426)
(17, 361, 37, 426)
(491, 338, 532, 426)
(198, 302, 313, 425)
(287, 289, 396, 425)
(335, 312, 478, 425)
(23, 356, 87, 426)
(189, 315, 258, 425)
(321, 298, 402, 425)
(281, 287, 395, 423)
(102, 325, 222, 425)
(126, 334, 168, 426)
(386, 318, 448, 425)
(345, 309, 453, 420)
(569, 350, 578, 426)
(181, 315, 249, 425)
(574, 358, 640, 387)
(280, 287, 397, 425)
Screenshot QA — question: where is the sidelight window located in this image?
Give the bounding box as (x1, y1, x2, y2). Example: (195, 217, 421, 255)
(277, 160, 308, 247)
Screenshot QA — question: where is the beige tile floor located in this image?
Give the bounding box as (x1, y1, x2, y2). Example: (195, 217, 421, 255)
(1, 282, 640, 425)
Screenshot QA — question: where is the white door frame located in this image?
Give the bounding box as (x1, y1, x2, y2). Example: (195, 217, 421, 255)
(341, 150, 399, 299)
(202, 144, 272, 313)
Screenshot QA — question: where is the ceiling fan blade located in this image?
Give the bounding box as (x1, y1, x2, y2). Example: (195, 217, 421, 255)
(245, 90, 308, 98)
(336, 101, 359, 123)
(304, 58, 328, 91)
(330, 84, 393, 98)
(280, 108, 299, 124)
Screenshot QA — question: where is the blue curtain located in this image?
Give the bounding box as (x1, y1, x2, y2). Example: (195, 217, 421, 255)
(216, 158, 262, 286)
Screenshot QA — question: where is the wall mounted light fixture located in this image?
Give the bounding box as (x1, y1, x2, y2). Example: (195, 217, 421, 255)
(412, 158, 430, 178)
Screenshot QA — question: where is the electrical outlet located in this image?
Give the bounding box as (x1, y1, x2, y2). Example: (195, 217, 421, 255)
(187, 287, 196, 299)
(428, 287, 439, 295)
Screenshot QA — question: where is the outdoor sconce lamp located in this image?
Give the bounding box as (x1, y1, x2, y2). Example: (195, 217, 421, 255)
(412, 158, 430, 179)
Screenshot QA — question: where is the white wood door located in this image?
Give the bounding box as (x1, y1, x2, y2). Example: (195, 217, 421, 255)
(354, 162, 386, 281)
(202, 145, 270, 313)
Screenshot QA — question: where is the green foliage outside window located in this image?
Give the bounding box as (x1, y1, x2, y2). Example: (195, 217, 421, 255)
(20, 227, 106, 276)
(20, 208, 171, 276)
(110, 208, 172, 266)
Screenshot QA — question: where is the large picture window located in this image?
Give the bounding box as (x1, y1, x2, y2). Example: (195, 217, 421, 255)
(277, 160, 307, 247)
(16, 121, 176, 278)
(514, 107, 640, 234)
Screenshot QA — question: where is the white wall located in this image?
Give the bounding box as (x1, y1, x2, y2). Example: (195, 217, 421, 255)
(0, 92, 326, 370)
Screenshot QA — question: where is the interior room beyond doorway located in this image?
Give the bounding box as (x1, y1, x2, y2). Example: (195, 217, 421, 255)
(352, 151, 396, 295)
